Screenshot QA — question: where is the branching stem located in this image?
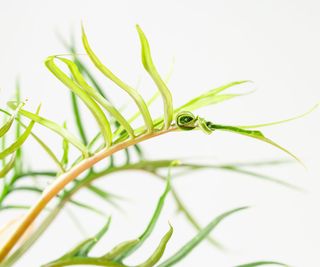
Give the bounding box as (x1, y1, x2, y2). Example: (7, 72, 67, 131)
(0, 127, 176, 261)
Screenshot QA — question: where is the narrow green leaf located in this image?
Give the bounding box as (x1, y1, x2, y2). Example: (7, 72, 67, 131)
(170, 186, 224, 249)
(102, 239, 140, 260)
(235, 261, 289, 267)
(0, 153, 16, 178)
(179, 163, 301, 191)
(158, 207, 248, 267)
(14, 81, 23, 173)
(175, 80, 250, 113)
(61, 217, 111, 259)
(113, 162, 177, 261)
(238, 103, 319, 129)
(61, 122, 69, 168)
(7, 102, 89, 157)
(42, 257, 127, 267)
(81, 25, 154, 133)
(45, 56, 112, 147)
(0, 108, 65, 172)
(137, 224, 173, 267)
(0, 105, 40, 159)
(136, 25, 173, 129)
(57, 57, 135, 138)
(70, 91, 88, 145)
(0, 102, 24, 137)
(207, 123, 303, 165)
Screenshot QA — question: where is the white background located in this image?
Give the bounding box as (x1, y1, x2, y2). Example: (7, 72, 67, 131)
(0, 1, 320, 266)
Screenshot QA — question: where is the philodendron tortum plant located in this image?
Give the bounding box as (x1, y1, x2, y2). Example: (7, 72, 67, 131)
(0, 24, 312, 266)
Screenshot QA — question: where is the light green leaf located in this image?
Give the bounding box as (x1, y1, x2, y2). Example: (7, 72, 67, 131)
(175, 80, 250, 113)
(0, 102, 25, 137)
(56, 57, 135, 138)
(70, 91, 88, 145)
(158, 207, 248, 267)
(235, 261, 289, 267)
(0, 107, 65, 172)
(102, 239, 140, 260)
(81, 25, 154, 133)
(0, 105, 40, 160)
(113, 162, 176, 261)
(61, 217, 111, 258)
(61, 122, 69, 168)
(136, 25, 173, 129)
(7, 102, 89, 157)
(238, 103, 319, 129)
(0, 153, 16, 178)
(137, 224, 173, 267)
(45, 56, 112, 147)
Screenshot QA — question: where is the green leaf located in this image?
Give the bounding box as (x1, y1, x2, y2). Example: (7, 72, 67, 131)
(112, 162, 176, 261)
(206, 123, 303, 165)
(45, 56, 112, 147)
(70, 91, 88, 145)
(0, 105, 40, 160)
(137, 224, 173, 267)
(81, 25, 154, 133)
(57, 57, 135, 138)
(0, 108, 65, 173)
(102, 239, 140, 260)
(61, 122, 69, 168)
(0, 153, 16, 178)
(238, 103, 319, 129)
(7, 102, 89, 157)
(0, 102, 25, 138)
(235, 261, 289, 267)
(61, 217, 111, 259)
(158, 207, 248, 267)
(136, 25, 173, 129)
(170, 186, 224, 249)
(175, 80, 250, 113)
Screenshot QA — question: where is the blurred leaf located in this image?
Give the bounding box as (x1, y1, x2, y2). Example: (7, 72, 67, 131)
(235, 261, 289, 267)
(102, 239, 140, 260)
(137, 224, 173, 267)
(61, 217, 111, 258)
(61, 122, 69, 168)
(113, 163, 173, 261)
(0, 153, 16, 178)
(238, 104, 319, 129)
(70, 91, 88, 145)
(0, 105, 40, 160)
(0, 108, 65, 172)
(7, 102, 89, 157)
(158, 207, 248, 267)
(0, 102, 24, 138)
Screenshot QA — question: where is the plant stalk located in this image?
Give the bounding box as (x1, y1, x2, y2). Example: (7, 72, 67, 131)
(0, 127, 175, 261)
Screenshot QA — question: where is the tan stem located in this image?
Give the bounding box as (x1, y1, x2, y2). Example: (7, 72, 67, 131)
(0, 128, 175, 261)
